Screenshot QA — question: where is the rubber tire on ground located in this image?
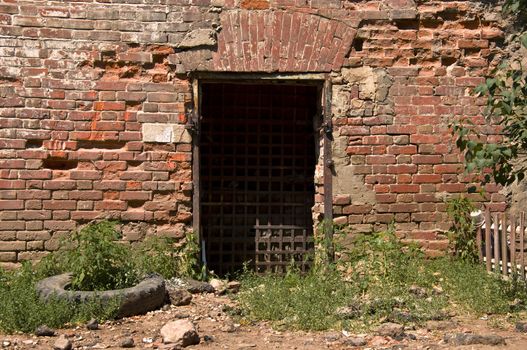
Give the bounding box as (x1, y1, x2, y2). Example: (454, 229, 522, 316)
(36, 273, 166, 318)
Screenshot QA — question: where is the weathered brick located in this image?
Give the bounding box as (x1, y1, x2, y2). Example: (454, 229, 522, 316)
(16, 231, 51, 240)
(0, 221, 24, 230)
(0, 200, 24, 210)
(18, 170, 52, 179)
(0, 241, 26, 251)
(120, 191, 151, 201)
(43, 220, 76, 230)
(70, 171, 102, 180)
(0, 180, 25, 189)
(43, 200, 76, 210)
(69, 191, 103, 200)
(120, 172, 152, 181)
(95, 201, 127, 210)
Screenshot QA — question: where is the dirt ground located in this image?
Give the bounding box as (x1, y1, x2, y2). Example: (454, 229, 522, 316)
(3, 293, 527, 349)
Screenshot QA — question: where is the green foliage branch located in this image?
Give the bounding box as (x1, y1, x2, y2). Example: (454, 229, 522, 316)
(38, 220, 204, 291)
(451, 0, 527, 187)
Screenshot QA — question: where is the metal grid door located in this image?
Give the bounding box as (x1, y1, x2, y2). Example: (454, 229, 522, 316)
(200, 82, 318, 275)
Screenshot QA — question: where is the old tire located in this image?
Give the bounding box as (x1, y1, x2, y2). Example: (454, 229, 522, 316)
(36, 273, 166, 318)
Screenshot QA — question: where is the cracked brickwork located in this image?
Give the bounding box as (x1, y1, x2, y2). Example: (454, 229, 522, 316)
(0, 0, 508, 265)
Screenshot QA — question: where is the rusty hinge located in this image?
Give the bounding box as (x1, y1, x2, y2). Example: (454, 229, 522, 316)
(185, 108, 200, 135)
(321, 119, 333, 135)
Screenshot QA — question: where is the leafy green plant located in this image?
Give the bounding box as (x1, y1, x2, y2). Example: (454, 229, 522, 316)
(238, 228, 527, 332)
(313, 220, 336, 267)
(446, 196, 479, 263)
(451, 0, 527, 187)
(177, 231, 204, 280)
(504, 0, 527, 17)
(39, 221, 205, 290)
(133, 235, 179, 279)
(56, 221, 138, 291)
(0, 264, 119, 334)
(0, 222, 207, 333)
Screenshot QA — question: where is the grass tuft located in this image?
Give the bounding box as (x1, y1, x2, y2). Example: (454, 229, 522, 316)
(0, 264, 119, 334)
(237, 229, 527, 331)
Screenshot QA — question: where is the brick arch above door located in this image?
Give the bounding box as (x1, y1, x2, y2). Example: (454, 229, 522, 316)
(211, 10, 356, 72)
(173, 10, 357, 73)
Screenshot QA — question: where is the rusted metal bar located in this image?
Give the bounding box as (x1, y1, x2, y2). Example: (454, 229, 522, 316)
(254, 224, 313, 273)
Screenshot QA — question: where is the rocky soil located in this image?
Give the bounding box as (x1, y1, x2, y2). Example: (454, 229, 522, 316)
(2, 280, 527, 350)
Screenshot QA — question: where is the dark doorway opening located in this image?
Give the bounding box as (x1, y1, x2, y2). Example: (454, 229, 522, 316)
(200, 82, 319, 275)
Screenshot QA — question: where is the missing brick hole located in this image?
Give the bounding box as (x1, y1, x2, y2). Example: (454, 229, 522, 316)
(77, 60, 93, 69)
(125, 101, 142, 108)
(441, 56, 457, 66)
(0, 76, 21, 84)
(143, 62, 156, 70)
(464, 48, 481, 56)
(94, 60, 122, 70)
(101, 50, 117, 60)
(127, 43, 141, 48)
(352, 38, 364, 52)
(421, 19, 443, 29)
(126, 160, 143, 167)
(437, 10, 465, 22)
(120, 67, 141, 79)
(395, 19, 419, 30)
(491, 37, 505, 48)
(77, 140, 126, 150)
(26, 139, 43, 149)
(43, 158, 79, 170)
(152, 53, 168, 64)
(153, 190, 174, 196)
(128, 200, 146, 208)
(460, 20, 479, 30)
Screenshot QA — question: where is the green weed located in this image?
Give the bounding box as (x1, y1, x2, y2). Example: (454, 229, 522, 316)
(237, 228, 527, 332)
(0, 264, 119, 334)
(62, 221, 137, 291)
(0, 220, 204, 333)
(37, 221, 204, 290)
(446, 196, 479, 263)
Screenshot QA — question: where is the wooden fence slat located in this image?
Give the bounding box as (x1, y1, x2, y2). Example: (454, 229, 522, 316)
(493, 212, 500, 273)
(511, 214, 517, 276)
(501, 213, 509, 276)
(476, 224, 483, 263)
(521, 212, 525, 279)
(485, 208, 492, 272)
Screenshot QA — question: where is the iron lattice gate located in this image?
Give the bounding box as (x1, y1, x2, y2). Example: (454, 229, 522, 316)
(200, 83, 318, 275)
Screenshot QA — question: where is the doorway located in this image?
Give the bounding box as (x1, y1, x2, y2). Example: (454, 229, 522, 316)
(200, 82, 320, 275)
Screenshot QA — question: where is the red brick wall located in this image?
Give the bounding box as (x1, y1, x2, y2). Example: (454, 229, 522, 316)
(327, 1, 506, 256)
(0, 0, 506, 265)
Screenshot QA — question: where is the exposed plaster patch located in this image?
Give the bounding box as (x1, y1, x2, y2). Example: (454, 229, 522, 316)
(142, 123, 191, 143)
(142, 123, 173, 143)
(177, 29, 217, 49)
(332, 134, 376, 205)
